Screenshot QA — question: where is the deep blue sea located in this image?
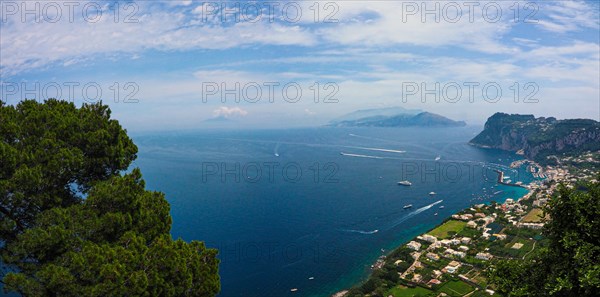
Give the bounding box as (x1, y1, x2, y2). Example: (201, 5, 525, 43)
(132, 126, 532, 297)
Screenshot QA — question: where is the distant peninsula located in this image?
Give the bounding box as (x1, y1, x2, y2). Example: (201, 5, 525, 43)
(328, 107, 466, 128)
(470, 113, 600, 164)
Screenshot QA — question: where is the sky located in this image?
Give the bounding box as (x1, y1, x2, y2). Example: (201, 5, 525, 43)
(0, 0, 599, 131)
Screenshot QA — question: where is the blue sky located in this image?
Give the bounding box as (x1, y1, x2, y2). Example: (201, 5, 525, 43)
(1, 0, 599, 131)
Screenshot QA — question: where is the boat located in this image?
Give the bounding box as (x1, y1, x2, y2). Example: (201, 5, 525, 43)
(291, 288, 298, 292)
(274, 153, 279, 157)
(434, 213, 438, 216)
(435, 155, 441, 161)
(429, 191, 436, 195)
(398, 180, 412, 186)
(308, 277, 314, 280)
(439, 206, 444, 209)
(403, 204, 413, 209)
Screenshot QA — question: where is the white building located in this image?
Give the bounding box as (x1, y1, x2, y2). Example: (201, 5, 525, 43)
(407, 241, 422, 251)
(475, 252, 493, 261)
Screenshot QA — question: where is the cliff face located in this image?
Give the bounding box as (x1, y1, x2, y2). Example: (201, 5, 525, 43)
(470, 113, 600, 163)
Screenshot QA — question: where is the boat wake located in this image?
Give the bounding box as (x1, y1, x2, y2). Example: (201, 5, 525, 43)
(340, 152, 384, 159)
(356, 147, 406, 154)
(341, 229, 379, 235)
(386, 200, 444, 230)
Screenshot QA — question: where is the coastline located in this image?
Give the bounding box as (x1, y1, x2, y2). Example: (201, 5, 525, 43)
(334, 159, 556, 297)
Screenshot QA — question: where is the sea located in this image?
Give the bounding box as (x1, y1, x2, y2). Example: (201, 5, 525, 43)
(131, 126, 534, 297)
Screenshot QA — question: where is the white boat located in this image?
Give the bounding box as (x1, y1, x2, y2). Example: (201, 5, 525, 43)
(434, 213, 438, 216)
(439, 206, 444, 209)
(435, 155, 441, 161)
(274, 153, 279, 157)
(398, 180, 412, 186)
(429, 192, 436, 195)
(403, 204, 413, 209)
(291, 288, 298, 292)
(308, 277, 314, 280)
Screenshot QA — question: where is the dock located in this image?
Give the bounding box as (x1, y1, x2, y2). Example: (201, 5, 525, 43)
(495, 170, 527, 188)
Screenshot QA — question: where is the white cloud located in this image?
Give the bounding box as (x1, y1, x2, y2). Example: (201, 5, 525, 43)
(212, 106, 248, 118)
(536, 0, 599, 33)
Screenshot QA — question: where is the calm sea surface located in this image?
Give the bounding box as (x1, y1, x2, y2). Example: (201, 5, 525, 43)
(132, 127, 532, 297)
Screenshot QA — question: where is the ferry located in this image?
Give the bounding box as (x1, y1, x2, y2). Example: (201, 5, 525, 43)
(429, 191, 436, 195)
(403, 204, 413, 209)
(398, 180, 412, 186)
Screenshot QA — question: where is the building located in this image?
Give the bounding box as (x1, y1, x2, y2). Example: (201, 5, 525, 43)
(422, 234, 437, 243)
(426, 252, 440, 261)
(467, 220, 477, 228)
(458, 245, 469, 252)
(407, 241, 422, 251)
(519, 222, 544, 229)
(444, 261, 462, 273)
(475, 252, 493, 261)
(460, 237, 472, 244)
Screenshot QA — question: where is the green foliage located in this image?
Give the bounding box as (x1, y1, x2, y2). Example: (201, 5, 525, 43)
(1, 100, 220, 296)
(0, 99, 137, 238)
(488, 176, 600, 296)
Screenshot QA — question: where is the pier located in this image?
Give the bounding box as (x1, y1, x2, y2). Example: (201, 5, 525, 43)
(495, 170, 528, 188)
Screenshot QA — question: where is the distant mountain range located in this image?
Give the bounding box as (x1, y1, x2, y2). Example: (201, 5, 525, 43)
(470, 112, 600, 164)
(328, 107, 466, 127)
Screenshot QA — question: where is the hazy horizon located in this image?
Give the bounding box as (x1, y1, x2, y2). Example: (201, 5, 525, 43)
(1, 0, 599, 132)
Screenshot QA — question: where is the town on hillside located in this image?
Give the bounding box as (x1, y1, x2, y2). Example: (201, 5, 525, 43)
(337, 151, 599, 297)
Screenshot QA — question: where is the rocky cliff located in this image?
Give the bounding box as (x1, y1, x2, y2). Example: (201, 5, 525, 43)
(470, 113, 600, 164)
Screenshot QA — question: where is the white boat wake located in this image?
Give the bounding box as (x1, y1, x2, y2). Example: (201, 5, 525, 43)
(274, 143, 280, 157)
(340, 152, 384, 159)
(386, 200, 444, 230)
(341, 229, 379, 235)
(356, 147, 406, 154)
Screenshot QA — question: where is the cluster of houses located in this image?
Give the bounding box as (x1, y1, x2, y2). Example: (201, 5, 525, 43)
(377, 156, 598, 296)
(397, 198, 546, 290)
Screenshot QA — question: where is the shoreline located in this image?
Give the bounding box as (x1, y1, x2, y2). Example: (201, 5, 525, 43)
(334, 159, 553, 297)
